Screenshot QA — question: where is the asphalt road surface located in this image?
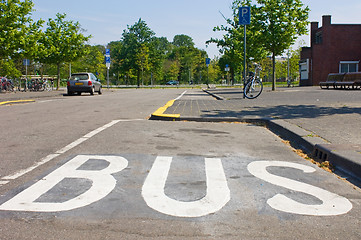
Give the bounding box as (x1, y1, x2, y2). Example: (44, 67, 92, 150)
(0, 89, 360, 240)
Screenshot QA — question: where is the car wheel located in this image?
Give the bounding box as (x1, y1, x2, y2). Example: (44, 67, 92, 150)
(68, 91, 73, 96)
(98, 86, 102, 95)
(90, 87, 94, 95)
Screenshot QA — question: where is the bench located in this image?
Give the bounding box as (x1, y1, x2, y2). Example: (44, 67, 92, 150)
(320, 72, 361, 90)
(319, 73, 345, 89)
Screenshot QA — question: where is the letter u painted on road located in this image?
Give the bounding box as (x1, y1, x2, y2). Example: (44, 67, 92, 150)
(0, 155, 128, 212)
(142, 156, 231, 217)
(247, 161, 353, 216)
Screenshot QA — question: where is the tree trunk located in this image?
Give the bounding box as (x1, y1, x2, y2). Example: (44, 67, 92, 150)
(272, 53, 276, 91)
(137, 70, 140, 87)
(57, 63, 61, 90)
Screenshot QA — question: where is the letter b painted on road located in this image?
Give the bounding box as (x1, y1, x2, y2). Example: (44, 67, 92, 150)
(0, 155, 128, 212)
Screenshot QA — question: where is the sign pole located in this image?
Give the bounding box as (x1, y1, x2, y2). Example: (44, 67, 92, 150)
(105, 49, 111, 89)
(239, 6, 251, 98)
(243, 25, 247, 98)
(23, 59, 30, 92)
(206, 58, 210, 87)
(107, 68, 109, 89)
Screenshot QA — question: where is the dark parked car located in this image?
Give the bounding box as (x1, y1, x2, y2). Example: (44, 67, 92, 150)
(67, 73, 102, 95)
(166, 80, 179, 85)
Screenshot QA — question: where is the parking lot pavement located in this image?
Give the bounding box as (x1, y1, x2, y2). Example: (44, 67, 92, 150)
(150, 86, 361, 184)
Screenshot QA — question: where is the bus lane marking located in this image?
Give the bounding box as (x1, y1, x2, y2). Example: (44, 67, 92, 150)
(0, 155, 353, 218)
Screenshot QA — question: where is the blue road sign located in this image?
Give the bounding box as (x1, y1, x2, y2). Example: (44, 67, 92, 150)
(23, 59, 30, 66)
(239, 6, 251, 25)
(206, 58, 211, 66)
(105, 49, 110, 56)
(105, 56, 111, 63)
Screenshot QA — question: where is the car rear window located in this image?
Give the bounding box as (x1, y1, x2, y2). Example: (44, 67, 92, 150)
(70, 74, 89, 80)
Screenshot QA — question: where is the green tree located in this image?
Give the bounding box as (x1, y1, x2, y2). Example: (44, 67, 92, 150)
(38, 13, 91, 89)
(173, 34, 194, 48)
(208, 0, 309, 88)
(0, 59, 21, 78)
(164, 60, 180, 81)
(167, 35, 209, 84)
(136, 43, 150, 85)
(108, 41, 123, 84)
(207, 0, 268, 84)
(251, 0, 309, 90)
(119, 18, 155, 86)
(149, 37, 170, 84)
(0, 0, 44, 77)
(71, 45, 106, 82)
(0, 0, 32, 58)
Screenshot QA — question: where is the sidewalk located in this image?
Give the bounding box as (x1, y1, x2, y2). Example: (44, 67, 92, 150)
(151, 87, 361, 182)
(0, 89, 66, 104)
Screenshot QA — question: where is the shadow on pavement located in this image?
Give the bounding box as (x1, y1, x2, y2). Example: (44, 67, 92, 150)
(200, 104, 361, 120)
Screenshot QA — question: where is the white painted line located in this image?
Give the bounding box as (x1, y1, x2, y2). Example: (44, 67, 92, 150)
(175, 90, 187, 100)
(56, 138, 88, 154)
(3, 154, 61, 180)
(1, 119, 130, 182)
(0, 181, 10, 185)
(83, 120, 121, 138)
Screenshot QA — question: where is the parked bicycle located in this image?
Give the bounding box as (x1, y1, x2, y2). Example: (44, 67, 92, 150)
(25, 78, 52, 91)
(42, 79, 53, 91)
(244, 64, 263, 99)
(0, 77, 14, 92)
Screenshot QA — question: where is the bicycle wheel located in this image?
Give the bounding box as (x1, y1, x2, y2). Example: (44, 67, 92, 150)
(244, 79, 263, 99)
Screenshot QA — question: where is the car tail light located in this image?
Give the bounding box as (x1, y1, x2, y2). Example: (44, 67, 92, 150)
(88, 81, 92, 86)
(67, 81, 70, 86)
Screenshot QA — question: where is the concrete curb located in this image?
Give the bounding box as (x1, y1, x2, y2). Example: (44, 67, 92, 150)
(313, 144, 361, 180)
(202, 89, 225, 100)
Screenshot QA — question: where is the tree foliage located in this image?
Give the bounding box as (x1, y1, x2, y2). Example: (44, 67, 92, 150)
(38, 13, 91, 88)
(0, 0, 43, 77)
(253, 0, 309, 89)
(1, 2, 223, 85)
(208, 0, 309, 88)
(109, 19, 215, 86)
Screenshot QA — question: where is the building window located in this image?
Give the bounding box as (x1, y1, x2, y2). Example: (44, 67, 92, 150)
(315, 31, 323, 44)
(339, 61, 359, 73)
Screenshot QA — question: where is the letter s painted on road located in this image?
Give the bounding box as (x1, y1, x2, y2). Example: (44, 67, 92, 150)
(247, 161, 352, 216)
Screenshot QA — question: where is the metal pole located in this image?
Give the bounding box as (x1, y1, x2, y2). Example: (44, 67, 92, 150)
(243, 25, 247, 98)
(25, 63, 28, 92)
(287, 49, 290, 87)
(207, 66, 209, 87)
(107, 67, 109, 89)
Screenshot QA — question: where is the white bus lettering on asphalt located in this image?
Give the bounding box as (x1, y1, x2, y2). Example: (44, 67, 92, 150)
(247, 161, 353, 216)
(0, 155, 353, 217)
(142, 156, 230, 217)
(0, 155, 128, 212)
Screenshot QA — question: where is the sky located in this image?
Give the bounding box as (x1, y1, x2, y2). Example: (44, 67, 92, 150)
(31, 0, 361, 58)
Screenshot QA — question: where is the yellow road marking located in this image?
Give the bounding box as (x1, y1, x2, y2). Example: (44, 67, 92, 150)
(0, 99, 35, 106)
(151, 99, 180, 118)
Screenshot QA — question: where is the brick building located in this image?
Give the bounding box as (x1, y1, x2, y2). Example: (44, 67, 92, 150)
(300, 15, 361, 86)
